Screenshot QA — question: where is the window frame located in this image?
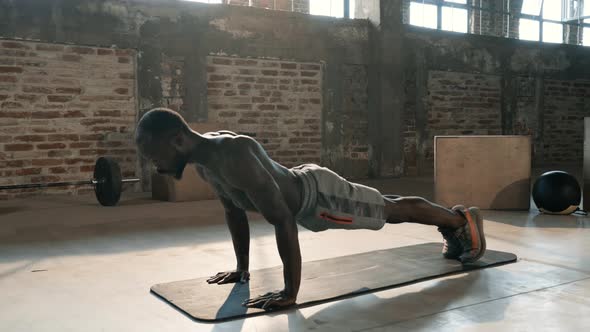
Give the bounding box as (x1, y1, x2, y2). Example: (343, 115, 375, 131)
(409, 0, 469, 32)
(406, 0, 590, 45)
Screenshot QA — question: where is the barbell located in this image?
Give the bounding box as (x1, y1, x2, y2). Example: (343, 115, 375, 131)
(0, 157, 139, 206)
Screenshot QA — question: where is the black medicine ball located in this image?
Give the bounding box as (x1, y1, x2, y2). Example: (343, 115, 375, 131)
(532, 171, 581, 215)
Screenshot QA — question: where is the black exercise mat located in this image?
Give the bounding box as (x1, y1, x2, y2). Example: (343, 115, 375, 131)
(151, 242, 517, 322)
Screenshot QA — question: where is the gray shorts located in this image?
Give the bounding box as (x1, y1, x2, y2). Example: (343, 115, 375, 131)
(291, 164, 386, 232)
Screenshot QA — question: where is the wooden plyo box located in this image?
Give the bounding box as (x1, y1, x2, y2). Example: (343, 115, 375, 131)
(434, 136, 532, 210)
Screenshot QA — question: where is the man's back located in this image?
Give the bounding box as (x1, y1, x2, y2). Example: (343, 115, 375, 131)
(194, 132, 303, 216)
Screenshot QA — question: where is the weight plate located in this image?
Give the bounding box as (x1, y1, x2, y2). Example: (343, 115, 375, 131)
(94, 157, 122, 206)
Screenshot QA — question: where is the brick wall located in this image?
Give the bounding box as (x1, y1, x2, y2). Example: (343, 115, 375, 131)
(227, 0, 310, 14)
(471, 11, 502, 37)
(565, 24, 585, 45)
(0, 39, 137, 199)
(542, 79, 590, 164)
(206, 55, 322, 167)
(466, 0, 523, 37)
(423, 71, 502, 166)
(507, 0, 523, 38)
(470, 0, 507, 37)
(401, 69, 590, 173)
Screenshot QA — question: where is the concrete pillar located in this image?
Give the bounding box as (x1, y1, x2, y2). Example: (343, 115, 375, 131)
(357, 0, 405, 177)
(508, 0, 523, 39)
(584, 118, 590, 210)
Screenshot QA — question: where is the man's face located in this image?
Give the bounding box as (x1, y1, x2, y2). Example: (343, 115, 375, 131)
(139, 140, 188, 180)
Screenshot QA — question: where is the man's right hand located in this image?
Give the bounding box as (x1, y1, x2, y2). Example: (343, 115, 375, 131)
(206, 270, 250, 284)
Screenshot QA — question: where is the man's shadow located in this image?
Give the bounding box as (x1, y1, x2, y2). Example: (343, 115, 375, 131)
(283, 272, 510, 331)
(211, 282, 250, 332)
(214, 282, 251, 318)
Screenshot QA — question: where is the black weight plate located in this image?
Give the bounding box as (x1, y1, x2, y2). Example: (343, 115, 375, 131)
(94, 157, 122, 206)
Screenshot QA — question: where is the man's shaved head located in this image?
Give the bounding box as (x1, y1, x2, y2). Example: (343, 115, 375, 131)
(135, 108, 190, 148)
(135, 108, 194, 179)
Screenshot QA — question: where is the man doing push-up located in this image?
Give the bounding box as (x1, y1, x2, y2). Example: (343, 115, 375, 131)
(135, 108, 486, 310)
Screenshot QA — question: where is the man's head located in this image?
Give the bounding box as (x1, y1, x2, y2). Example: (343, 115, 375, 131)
(135, 108, 195, 180)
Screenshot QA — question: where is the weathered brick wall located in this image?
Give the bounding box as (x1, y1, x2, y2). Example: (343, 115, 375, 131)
(471, 12, 504, 37)
(470, 0, 510, 37)
(228, 0, 309, 14)
(339, 64, 369, 178)
(542, 79, 590, 164)
(206, 55, 322, 167)
(565, 25, 582, 45)
(507, 0, 523, 38)
(0, 39, 137, 199)
(423, 71, 502, 165)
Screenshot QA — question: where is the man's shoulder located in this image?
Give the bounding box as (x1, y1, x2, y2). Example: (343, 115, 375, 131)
(217, 134, 259, 151)
(203, 130, 239, 137)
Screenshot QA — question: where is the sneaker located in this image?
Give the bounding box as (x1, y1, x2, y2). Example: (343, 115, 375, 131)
(438, 225, 463, 259)
(439, 205, 486, 263)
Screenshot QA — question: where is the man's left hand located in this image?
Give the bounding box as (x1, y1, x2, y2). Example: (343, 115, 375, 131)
(242, 290, 296, 310)
(206, 270, 249, 284)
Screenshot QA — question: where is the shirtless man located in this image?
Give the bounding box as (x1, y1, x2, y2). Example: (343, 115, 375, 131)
(135, 108, 486, 310)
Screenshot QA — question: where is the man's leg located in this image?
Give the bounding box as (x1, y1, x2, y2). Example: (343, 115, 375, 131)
(383, 195, 465, 228)
(383, 195, 486, 263)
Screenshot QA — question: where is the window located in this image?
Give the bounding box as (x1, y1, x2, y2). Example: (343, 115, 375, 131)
(543, 0, 562, 20)
(310, 0, 343, 17)
(442, 6, 467, 33)
(519, 0, 567, 43)
(543, 22, 564, 42)
(521, 0, 543, 15)
(520, 18, 540, 41)
(403, 0, 587, 44)
(409, 1, 467, 32)
(309, 0, 357, 18)
(410, 2, 438, 29)
(185, 0, 222, 3)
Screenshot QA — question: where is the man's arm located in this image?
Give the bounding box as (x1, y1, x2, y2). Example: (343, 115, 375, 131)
(221, 196, 250, 273)
(200, 166, 251, 285)
(206, 196, 251, 284)
(245, 179, 301, 306)
(223, 140, 301, 308)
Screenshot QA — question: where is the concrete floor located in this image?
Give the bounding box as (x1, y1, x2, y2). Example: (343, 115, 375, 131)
(0, 176, 589, 332)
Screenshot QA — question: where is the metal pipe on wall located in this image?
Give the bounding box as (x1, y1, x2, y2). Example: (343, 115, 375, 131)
(344, 0, 350, 18)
